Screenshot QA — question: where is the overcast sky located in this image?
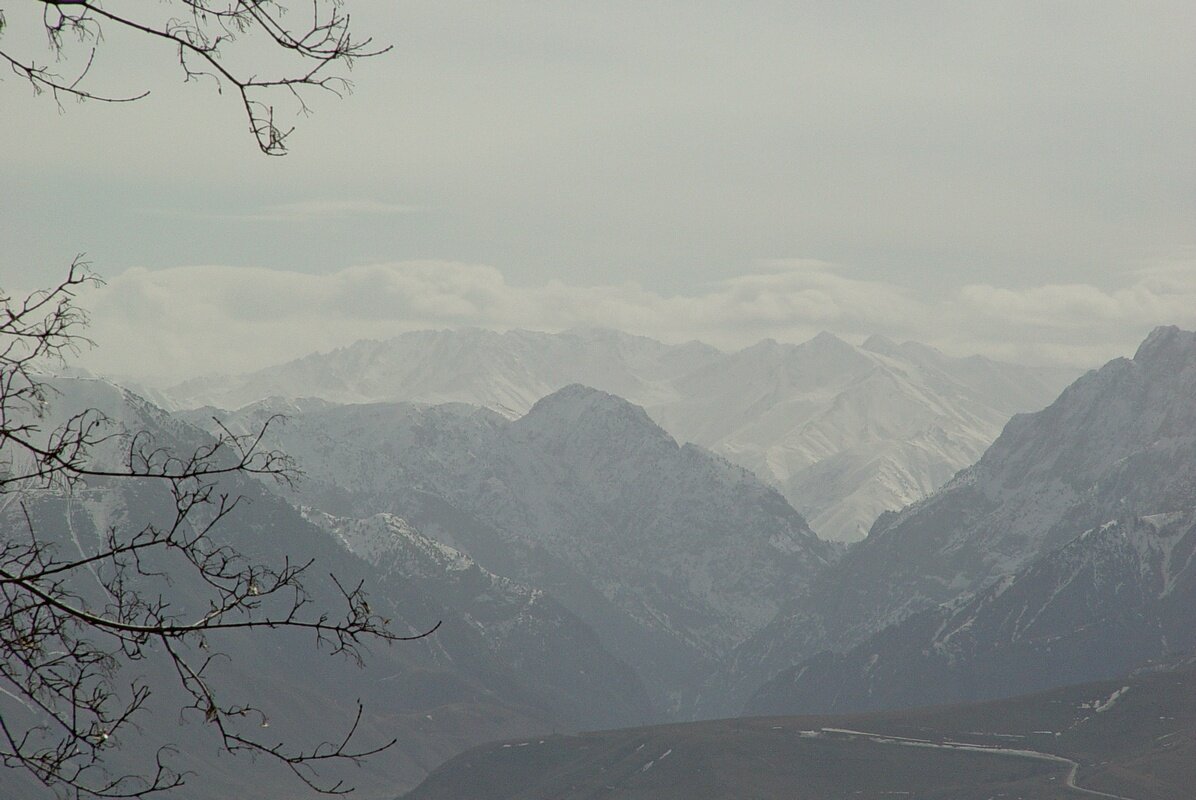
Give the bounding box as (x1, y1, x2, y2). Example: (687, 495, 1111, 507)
(2, 2, 1194, 383)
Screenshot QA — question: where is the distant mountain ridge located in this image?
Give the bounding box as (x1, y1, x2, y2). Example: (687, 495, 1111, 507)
(20, 325, 1195, 797)
(650, 331, 1074, 541)
(164, 327, 1076, 542)
(167, 327, 718, 416)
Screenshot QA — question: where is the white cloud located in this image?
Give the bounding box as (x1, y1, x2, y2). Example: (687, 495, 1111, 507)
(70, 260, 1196, 385)
(955, 265, 1196, 332)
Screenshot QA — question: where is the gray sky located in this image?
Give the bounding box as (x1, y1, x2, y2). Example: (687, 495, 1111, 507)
(2, 2, 1194, 382)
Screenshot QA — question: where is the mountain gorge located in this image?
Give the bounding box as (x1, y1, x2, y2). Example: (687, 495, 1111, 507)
(168, 327, 1195, 724)
(729, 325, 1196, 717)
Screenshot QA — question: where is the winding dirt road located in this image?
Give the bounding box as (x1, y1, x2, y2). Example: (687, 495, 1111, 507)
(819, 727, 1136, 800)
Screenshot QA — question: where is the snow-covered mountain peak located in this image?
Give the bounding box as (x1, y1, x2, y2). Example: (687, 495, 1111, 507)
(968, 325, 1196, 499)
(734, 337, 783, 358)
(559, 325, 663, 346)
(239, 395, 341, 416)
(788, 331, 875, 377)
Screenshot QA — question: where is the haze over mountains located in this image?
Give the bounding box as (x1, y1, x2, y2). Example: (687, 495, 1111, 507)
(13, 326, 1196, 798)
(164, 328, 1075, 541)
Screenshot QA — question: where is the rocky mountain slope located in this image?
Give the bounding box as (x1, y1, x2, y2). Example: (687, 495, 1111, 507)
(721, 325, 1196, 717)
(305, 509, 653, 728)
(164, 328, 1074, 542)
(747, 511, 1196, 715)
(189, 385, 837, 710)
(0, 378, 651, 798)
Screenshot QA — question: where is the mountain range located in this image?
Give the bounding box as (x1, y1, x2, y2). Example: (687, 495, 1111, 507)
(163, 328, 1075, 541)
(15, 325, 1196, 796)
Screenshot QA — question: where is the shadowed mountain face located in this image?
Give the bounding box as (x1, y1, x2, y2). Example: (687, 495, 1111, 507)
(716, 326, 1196, 717)
(187, 384, 836, 712)
(748, 512, 1196, 716)
(304, 509, 653, 727)
(165, 328, 1074, 542)
(0, 379, 652, 799)
(403, 658, 1196, 800)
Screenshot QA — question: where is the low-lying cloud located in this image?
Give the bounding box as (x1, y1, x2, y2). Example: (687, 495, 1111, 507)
(71, 260, 1196, 384)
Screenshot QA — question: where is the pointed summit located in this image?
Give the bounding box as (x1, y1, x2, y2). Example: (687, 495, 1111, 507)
(1133, 325, 1195, 365)
(861, 334, 900, 356)
(796, 331, 866, 361)
(805, 331, 853, 350)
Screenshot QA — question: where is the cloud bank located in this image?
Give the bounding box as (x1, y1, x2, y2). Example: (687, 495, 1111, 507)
(66, 260, 1196, 385)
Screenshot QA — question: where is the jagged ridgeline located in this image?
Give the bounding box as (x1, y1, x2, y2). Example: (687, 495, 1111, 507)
(164, 328, 1075, 543)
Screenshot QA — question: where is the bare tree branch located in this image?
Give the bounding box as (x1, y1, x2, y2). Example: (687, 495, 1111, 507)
(0, 2, 389, 154)
(1, 264, 437, 797)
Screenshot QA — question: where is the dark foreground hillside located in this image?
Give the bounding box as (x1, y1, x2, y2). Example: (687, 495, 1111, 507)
(404, 659, 1196, 800)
